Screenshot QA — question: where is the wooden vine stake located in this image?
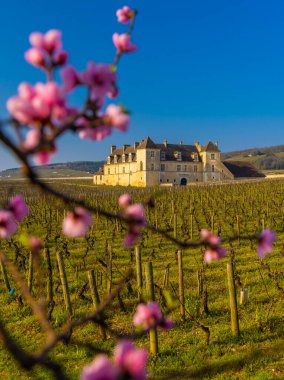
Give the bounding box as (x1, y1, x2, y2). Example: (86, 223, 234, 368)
(173, 214, 177, 239)
(177, 250, 185, 320)
(107, 249, 113, 295)
(88, 269, 107, 340)
(135, 246, 143, 300)
(44, 248, 53, 305)
(0, 258, 10, 291)
(227, 259, 240, 337)
(163, 266, 170, 288)
(190, 214, 193, 240)
(145, 262, 159, 355)
(240, 288, 248, 306)
(236, 215, 240, 244)
(56, 252, 72, 317)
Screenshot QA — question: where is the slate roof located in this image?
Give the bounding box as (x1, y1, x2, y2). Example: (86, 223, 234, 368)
(107, 137, 218, 164)
(222, 161, 265, 178)
(137, 136, 157, 149)
(202, 141, 220, 153)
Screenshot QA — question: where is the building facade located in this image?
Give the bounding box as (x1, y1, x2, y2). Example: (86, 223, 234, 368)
(94, 137, 234, 187)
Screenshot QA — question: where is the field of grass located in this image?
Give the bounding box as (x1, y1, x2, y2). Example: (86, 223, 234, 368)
(0, 180, 283, 379)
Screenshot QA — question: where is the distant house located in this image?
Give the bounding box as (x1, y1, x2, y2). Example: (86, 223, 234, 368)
(94, 136, 236, 187)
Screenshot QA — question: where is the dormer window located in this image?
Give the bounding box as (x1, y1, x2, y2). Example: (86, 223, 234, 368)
(107, 156, 111, 164)
(174, 152, 182, 161)
(160, 151, 166, 160)
(129, 153, 132, 162)
(122, 154, 126, 163)
(114, 155, 118, 164)
(192, 153, 198, 161)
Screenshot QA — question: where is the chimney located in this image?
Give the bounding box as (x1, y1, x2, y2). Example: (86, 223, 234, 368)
(123, 144, 130, 152)
(134, 141, 139, 148)
(180, 140, 183, 145)
(163, 139, 167, 147)
(111, 145, 116, 154)
(215, 141, 218, 147)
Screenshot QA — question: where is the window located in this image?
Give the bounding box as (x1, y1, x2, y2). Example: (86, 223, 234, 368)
(184, 165, 187, 171)
(160, 179, 163, 183)
(140, 161, 143, 171)
(194, 165, 198, 173)
(211, 154, 215, 160)
(108, 169, 110, 175)
(177, 165, 181, 172)
(160, 151, 166, 160)
(212, 165, 215, 172)
(151, 151, 155, 158)
(123, 167, 125, 174)
(161, 164, 165, 171)
(174, 179, 176, 183)
(194, 153, 198, 161)
(175, 152, 182, 160)
(167, 179, 169, 183)
(151, 163, 154, 171)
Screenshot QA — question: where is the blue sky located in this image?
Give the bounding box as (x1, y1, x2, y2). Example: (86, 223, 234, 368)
(1, 0, 284, 169)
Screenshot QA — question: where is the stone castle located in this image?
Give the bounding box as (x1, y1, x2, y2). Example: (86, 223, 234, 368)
(93, 136, 235, 187)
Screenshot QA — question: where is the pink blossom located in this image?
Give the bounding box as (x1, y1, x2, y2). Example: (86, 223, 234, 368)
(24, 130, 57, 165)
(7, 96, 37, 125)
(123, 204, 146, 247)
(257, 229, 276, 259)
(29, 32, 45, 48)
(116, 6, 135, 24)
(81, 62, 117, 105)
(34, 147, 57, 165)
(112, 33, 137, 53)
(119, 193, 132, 208)
(61, 66, 80, 92)
(200, 229, 221, 245)
(0, 210, 18, 238)
(24, 129, 41, 149)
(7, 81, 67, 126)
(63, 208, 92, 237)
(25, 48, 45, 67)
(44, 29, 62, 52)
(200, 229, 227, 263)
(133, 302, 172, 331)
(81, 355, 118, 380)
(114, 340, 148, 380)
(18, 83, 35, 100)
(79, 125, 112, 141)
(29, 30, 62, 53)
(203, 247, 227, 263)
(53, 50, 68, 66)
(9, 195, 29, 221)
(106, 104, 129, 132)
(29, 237, 43, 254)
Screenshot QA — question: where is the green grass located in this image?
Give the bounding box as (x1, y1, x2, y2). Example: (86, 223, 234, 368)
(0, 180, 283, 379)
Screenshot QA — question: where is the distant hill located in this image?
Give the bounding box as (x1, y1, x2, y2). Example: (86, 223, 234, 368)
(221, 145, 284, 170)
(1, 144, 284, 179)
(0, 161, 105, 179)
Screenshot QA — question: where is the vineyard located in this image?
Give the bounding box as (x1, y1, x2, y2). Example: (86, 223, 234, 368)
(0, 179, 283, 379)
